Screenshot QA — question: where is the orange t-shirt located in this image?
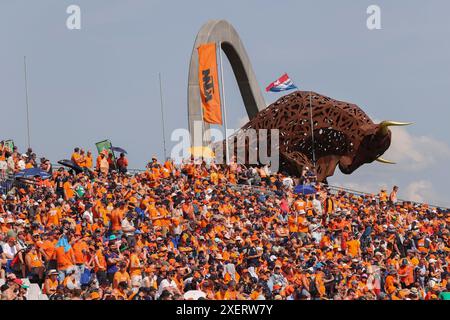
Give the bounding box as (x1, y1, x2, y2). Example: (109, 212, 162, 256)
(113, 271, 130, 288)
(85, 156, 93, 169)
(109, 209, 124, 231)
(46, 207, 61, 227)
(293, 200, 306, 212)
(71, 152, 81, 166)
(288, 216, 298, 233)
(63, 181, 74, 199)
(346, 239, 360, 257)
(398, 265, 414, 286)
(385, 275, 396, 294)
(54, 247, 74, 271)
(44, 278, 58, 295)
(41, 240, 56, 260)
(129, 253, 142, 276)
(95, 249, 107, 272)
(224, 290, 238, 300)
(297, 216, 309, 233)
(27, 252, 43, 268)
(73, 241, 88, 264)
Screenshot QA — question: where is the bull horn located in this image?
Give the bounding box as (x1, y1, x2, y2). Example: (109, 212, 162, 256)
(379, 121, 413, 135)
(375, 157, 396, 165)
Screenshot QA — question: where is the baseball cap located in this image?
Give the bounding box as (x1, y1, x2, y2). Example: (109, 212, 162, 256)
(48, 269, 58, 275)
(13, 279, 29, 289)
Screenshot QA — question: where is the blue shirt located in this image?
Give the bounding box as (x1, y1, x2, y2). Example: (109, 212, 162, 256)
(105, 252, 119, 274)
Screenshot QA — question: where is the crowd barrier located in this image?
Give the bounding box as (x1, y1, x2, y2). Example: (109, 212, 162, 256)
(229, 178, 447, 210)
(1, 164, 447, 209)
(325, 185, 445, 210)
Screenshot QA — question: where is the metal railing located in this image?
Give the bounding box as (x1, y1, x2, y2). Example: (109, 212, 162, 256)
(2, 163, 447, 209)
(326, 185, 447, 209)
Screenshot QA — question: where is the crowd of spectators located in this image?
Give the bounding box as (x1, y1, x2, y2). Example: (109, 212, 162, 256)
(0, 142, 449, 300)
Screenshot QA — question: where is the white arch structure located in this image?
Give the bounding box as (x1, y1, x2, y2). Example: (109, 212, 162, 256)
(187, 20, 266, 146)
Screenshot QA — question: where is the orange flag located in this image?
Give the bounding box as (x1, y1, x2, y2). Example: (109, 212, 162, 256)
(198, 43, 222, 124)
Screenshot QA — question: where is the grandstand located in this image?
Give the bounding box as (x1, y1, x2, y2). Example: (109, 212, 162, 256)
(1, 154, 448, 300)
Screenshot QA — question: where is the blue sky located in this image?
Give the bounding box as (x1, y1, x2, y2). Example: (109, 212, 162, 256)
(1, 0, 449, 206)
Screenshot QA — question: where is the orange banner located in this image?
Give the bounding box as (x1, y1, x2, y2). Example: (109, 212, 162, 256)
(198, 43, 222, 124)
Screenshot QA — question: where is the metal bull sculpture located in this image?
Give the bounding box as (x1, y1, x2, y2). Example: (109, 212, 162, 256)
(222, 91, 412, 182)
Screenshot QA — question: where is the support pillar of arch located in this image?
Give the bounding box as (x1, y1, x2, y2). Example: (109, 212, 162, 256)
(187, 20, 266, 146)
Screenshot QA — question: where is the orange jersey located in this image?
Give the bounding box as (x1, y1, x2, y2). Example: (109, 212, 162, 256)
(109, 209, 124, 231)
(73, 241, 88, 264)
(54, 247, 74, 271)
(129, 253, 142, 276)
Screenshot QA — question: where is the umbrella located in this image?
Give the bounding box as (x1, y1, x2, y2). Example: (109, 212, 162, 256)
(112, 146, 127, 154)
(183, 290, 207, 300)
(294, 184, 317, 195)
(15, 168, 51, 180)
(57, 159, 83, 174)
(188, 146, 215, 159)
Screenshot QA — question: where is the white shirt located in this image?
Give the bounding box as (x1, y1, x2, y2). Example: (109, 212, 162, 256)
(247, 266, 259, 280)
(312, 199, 323, 215)
(82, 210, 93, 224)
(2, 242, 18, 258)
(172, 223, 183, 235)
(157, 278, 178, 297)
(0, 160, 7, 171)
(282, 177, 294, 188)
(66, 276, 79, 290)
(6, 157, 15, 173)
(121, 218, 135, 236)
(310, 224, 323, 243)
(17, 160, 26, 171)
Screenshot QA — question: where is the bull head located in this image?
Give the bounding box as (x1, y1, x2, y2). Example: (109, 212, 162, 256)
(338, 121, 413, 174)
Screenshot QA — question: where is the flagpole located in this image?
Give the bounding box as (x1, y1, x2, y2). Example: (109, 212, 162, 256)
(309, 91, 316, 168)
(24, 56, 31, 149)
(218, 42, 230, 164)
(196, 46, 207, 156)
(158, 72, 167, 160)
(290, 74, 316, 168)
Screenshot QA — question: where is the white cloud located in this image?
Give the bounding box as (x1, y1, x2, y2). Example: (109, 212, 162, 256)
(333, 175, 449, 207)
(382, 127, 450, 170)
(404, 180, 434, 203)
(329, 124, 450, 206)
